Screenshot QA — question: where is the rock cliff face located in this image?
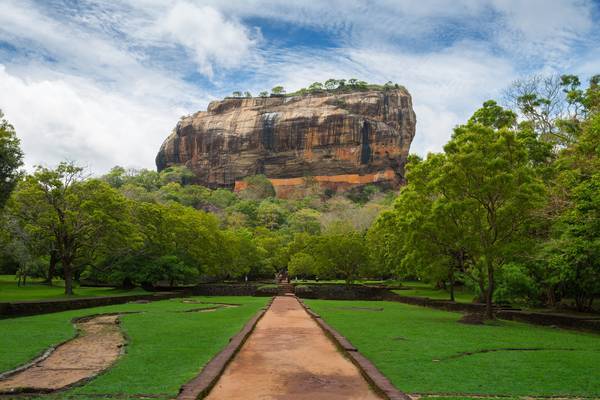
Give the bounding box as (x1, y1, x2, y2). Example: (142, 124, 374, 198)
(156, 88, 416, 196)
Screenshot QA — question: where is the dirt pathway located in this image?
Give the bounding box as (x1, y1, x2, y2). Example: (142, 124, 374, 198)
(205, 295, 383, 400)
(0, 314, 124, 393)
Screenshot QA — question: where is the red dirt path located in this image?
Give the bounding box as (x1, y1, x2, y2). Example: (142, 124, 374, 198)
(205, 295, 382, 400)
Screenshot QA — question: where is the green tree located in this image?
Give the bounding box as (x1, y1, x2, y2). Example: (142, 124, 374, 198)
(232, 91, 242, 97)
(138, 255, 199, 287)
(308, 82, 323, 92)
(9, 163, 134, 295)
(253, 228, 290, 274)
(113, 201, 222, 286)
(0, 110, 24, 209)
(468, 100, 516, 130)
(543, 111, 600, 310)
(221, 228, 267, 280)
(314, 229, 369, 285)
(324, 79, 339, 90)
(371, 154, 473, 300)
(102, 166, 127, 188)
(127, 168, 161, 192)
(271, 86, 285, 95)
(504, 74, 599, 145)
(256, 201, 288, 230)
(239, 174, 275, 200)
(209, 188, 238, 208)
(159, 165, 195, 186)
(288, 252, 315, 279)
(440, 114, 545, 317)
(258, 91, 269, 98)
(288, 208, 321, 234)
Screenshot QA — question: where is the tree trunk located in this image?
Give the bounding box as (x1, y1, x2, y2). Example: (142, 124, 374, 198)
(449, 278, 455, 302)
(485, 260, 495, 319)
(45, 251, 58, 286)
(170, 277, 175, 287)
(477, 278, 486, 303)
(63, 262, 74, 296)
(545, 286, 556, 308)
(121, 277, 135, 290)
(575, 294, 585, 312)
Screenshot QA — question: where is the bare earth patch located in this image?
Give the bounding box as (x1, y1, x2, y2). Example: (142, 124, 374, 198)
(205, 296, 383, 400)
(181, 299, 241, 306)
(183, 305, 240, 313)
(0, 314, 125, 394)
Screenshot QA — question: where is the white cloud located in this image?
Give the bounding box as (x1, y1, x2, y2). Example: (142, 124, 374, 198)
(0, 0, 597, 174)
(491, 0, 595, 68)
(0, 0, 214, 173)
(158, 2, 259, 77)
(0, 65, 191, 173)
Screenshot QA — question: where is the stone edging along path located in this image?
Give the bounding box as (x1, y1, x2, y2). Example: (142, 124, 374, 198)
(177, 297, 275, 400)
(297, 298, 410, 400)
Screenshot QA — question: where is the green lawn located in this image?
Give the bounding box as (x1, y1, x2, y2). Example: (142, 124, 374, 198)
(306, 299, 600, 398)
(292, 279, 404, 287)
(0, 274, 149, 301)
(393, 286, 476, 303)
(0, 296, 268, 399)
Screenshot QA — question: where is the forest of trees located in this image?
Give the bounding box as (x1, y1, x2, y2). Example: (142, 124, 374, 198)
(370, 74, 600, 316)
(0, 74, 598, 317)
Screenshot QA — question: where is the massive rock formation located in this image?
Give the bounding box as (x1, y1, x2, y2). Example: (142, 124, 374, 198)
(156, 88, 416, 196)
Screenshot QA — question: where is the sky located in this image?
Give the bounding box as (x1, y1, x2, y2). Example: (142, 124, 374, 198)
(0, 0, 599, 174)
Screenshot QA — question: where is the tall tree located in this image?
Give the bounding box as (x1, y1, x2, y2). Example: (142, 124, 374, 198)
(543, 109, 600, 310)
(314, 226, 370, 285)
(440, 114, 545, 317)
(0, 110, 24, 209)
(9, 163, 133, 294)
(388, 154, 473, 301)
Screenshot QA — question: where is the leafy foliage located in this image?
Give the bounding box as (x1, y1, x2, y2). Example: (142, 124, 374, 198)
(0, 110, 24, 209)
(1, 74, 598, 314)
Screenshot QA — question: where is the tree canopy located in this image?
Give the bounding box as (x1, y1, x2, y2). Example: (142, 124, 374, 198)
(0, 110, 24, 209)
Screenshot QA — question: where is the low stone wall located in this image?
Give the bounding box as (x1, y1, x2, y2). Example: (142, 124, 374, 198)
(294, 284, 388, 300)
(254, 286, 280, 297)
(0, 292, 185, 318)
(384, 292, 488, 313)
(386, 292, 600, 333)
(497, 309, 600, 332)
(191, 284, 260, 297)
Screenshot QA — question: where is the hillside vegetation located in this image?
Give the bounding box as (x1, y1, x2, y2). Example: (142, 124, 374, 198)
(1, 74, 598, 316)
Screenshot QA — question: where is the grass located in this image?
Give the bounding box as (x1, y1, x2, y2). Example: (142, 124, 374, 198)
(393, 286, 476, 303)
(0, 296, 268, 399)
(291, 279, 403, 287)
(0, 274, 149, 301)
(306, 299, 600, 397)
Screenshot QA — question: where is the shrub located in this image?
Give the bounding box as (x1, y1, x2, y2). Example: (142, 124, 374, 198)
(494, 263, 541, 305)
